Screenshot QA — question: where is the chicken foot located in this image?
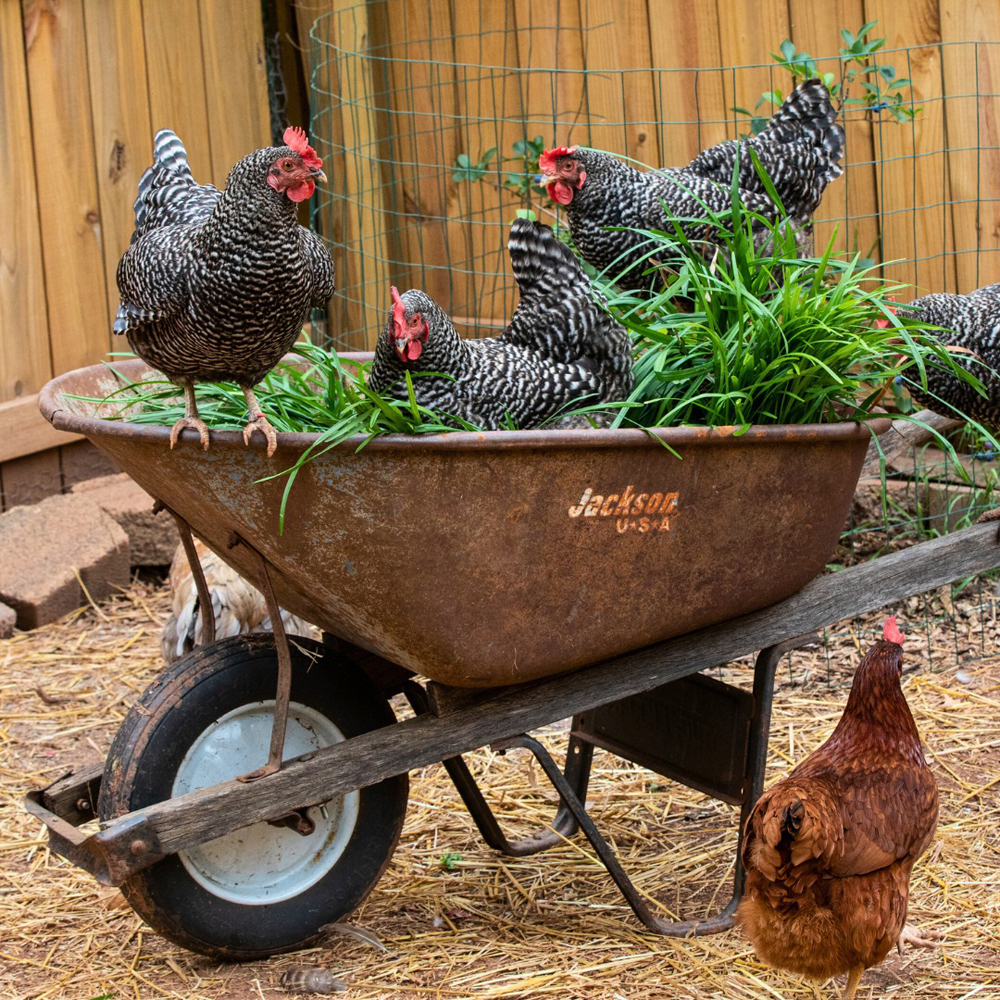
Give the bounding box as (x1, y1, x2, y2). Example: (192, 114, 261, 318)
(241, 386, 278, 458)
(841, 966, 863, 1000)
(169, 382, 210, 451)
(897, 923, 943, 954)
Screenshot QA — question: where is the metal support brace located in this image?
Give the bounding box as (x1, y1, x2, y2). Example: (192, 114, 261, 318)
(229, 534, 294, 782)
(154, 502, 217, 646)
(404, 681, 592, 855)
(423, 639, 803, 935)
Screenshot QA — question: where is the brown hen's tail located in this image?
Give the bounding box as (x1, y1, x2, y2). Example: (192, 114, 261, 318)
(744, 780, 839, 891)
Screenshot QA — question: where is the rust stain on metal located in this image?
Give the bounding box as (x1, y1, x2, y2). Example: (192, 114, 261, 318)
(39, 359, 889, 689)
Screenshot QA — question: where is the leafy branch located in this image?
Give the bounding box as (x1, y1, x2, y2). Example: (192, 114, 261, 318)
(452, 134, 551, 209)
(736, 22, 921, 133)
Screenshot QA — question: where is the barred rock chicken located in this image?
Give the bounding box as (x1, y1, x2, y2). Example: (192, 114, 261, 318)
(161, 538, 318, 664)
(541, 79, 844, 289)
(896, 283, 1000, 431)
(115, 127, 335, 456)
(737, 616, 940, 999)
(368, 220, 632, 428)
(502, 218, 633, 400)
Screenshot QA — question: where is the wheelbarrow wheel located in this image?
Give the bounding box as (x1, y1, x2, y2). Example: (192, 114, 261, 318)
(98, 634, 408, 960)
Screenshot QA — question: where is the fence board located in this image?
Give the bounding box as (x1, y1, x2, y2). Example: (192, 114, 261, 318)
(512, 0, 588, 148)
(716, 0, 790, 139)
(451, 0, 524, 331)
(0, 396, 82, 465)
(647, 3, 728, 166)
(579, 1, 660, 166)
(23, 0, 111, 378)
(0, 0, 50, 403)
(200, 0, 271, 177)
(940, 7, 1000, 294)
(381, 0, 460, 307)
(863, 0, 956, 298)
(307, 0, 397, 348)
(141, 0, 214, 184)
(788, 1, 881, 264)
(83, 0, 153, 336)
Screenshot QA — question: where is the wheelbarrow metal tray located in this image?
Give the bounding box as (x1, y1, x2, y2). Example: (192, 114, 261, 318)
(40, 360, 886, 687)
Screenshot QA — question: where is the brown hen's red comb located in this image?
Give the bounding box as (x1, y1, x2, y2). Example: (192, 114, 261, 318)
(283, 126, 323, 170)
(883, 615, 905, 645)
(539, 146, 578, 174)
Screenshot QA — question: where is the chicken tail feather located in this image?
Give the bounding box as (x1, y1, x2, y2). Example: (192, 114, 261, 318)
(507, 218, 585, 299)
(757, 78, 845, 184)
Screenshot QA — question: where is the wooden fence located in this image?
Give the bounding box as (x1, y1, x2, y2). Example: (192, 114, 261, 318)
(3, 0, 1000, 501)
(0, 0, 270, 507)
(300, 0, 1000, 347)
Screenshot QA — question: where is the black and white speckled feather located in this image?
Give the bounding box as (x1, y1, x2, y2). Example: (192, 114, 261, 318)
(898, 284, 1000, 429)
(548, 80, 843, 288)
(114, 131, 335, 390)
(368, 290, 606, 430)
(501, 219, 633, 401)
(131, 130, 221, 239)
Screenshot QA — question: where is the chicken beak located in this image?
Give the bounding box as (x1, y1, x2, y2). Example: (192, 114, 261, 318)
(311, 167, 328, 184)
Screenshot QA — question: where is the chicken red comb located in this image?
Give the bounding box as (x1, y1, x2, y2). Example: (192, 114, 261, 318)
(874, 297, 898, 330)
(539, 146, 577, 175)
(391, 285, 405, 326)
(883, 615, 905, 644)
(282, 126, 322, 170)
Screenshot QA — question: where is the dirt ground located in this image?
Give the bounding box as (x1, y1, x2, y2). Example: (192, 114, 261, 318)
(1, 578, 999, 1000)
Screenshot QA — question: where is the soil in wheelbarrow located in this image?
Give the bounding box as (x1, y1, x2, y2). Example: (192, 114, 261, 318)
(2, 577, 999, 999)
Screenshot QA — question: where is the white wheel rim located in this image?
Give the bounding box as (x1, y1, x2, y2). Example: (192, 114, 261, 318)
(172, 700, 360, 905)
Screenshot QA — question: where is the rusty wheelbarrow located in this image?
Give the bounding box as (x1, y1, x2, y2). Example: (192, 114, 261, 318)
(25, 359, 1000, 959)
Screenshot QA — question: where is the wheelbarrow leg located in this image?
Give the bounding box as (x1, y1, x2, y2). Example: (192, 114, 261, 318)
(153, 503, 217, 645)
(491, 641, 791, 936)
(403, 682, 594, 856)
(228, 535, 294, 783)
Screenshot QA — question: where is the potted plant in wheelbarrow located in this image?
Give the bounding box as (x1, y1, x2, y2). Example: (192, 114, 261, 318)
(32, 208, 981, 960)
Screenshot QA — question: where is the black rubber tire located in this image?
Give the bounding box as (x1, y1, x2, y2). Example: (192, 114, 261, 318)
(98, 635, 408, 960)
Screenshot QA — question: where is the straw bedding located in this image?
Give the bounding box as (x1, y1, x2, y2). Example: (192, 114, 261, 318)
(1, 578, 998, 999)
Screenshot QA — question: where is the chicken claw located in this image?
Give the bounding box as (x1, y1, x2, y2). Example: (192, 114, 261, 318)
(242, 412, 278, 457)
(897, 923, 943, 954)
(169, 416, 210, 451)
(240, 387, 277, 457)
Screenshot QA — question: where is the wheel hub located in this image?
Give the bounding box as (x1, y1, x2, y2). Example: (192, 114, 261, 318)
(172, 700, 360, 905)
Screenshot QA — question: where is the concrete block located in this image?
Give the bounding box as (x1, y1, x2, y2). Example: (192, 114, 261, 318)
(0, 601, 15, 638)
(0, 493, 130, 630)
(72, 473, 178, 566)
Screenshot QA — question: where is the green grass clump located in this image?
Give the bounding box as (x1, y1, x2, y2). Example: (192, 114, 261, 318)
(592, 203, 988, 444)
(80, 344, 483, 529)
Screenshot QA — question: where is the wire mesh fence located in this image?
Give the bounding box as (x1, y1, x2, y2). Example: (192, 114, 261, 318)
(297, 2, 1000, 350)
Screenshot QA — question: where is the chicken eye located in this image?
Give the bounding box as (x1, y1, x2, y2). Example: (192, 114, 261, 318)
(281, 158, 295, 171)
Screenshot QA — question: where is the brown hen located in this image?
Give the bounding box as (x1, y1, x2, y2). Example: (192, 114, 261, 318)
(160, 539, 318, 664)
(737, 616, 940, 999)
